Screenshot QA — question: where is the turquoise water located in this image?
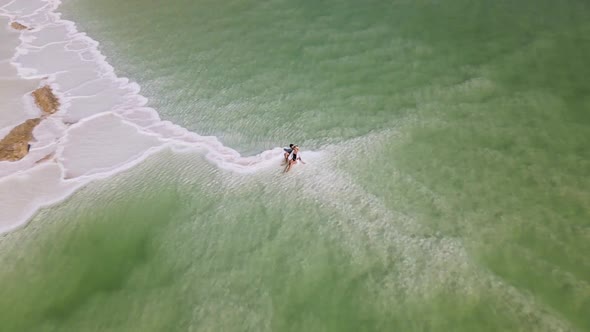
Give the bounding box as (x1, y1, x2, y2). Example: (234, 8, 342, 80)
(1, 0, 589, 330)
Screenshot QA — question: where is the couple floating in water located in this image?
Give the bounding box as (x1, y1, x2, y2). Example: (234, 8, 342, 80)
(283, 143, 305, 172)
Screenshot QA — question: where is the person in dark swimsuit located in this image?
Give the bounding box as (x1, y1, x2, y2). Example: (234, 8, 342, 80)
(283, 143, 294, 163)
(284, 146, 305, 172)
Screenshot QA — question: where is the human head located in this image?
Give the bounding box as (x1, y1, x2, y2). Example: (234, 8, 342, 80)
(289, 144, 294, 148)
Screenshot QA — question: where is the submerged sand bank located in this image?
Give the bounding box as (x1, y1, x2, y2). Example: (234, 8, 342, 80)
(0, 86, 59, 161)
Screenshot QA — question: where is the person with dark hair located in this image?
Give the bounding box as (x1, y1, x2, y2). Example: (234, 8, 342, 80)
(283, 143, 295, 163)
(284, 145, 305, 173)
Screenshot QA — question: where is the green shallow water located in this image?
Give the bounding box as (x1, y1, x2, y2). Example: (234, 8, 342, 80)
(1, 0, 589, 330)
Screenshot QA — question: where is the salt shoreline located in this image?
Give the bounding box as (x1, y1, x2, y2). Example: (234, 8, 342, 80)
(0, 0, 299, 233)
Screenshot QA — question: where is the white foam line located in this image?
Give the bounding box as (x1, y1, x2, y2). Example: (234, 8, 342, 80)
(0, 0, 320, 232)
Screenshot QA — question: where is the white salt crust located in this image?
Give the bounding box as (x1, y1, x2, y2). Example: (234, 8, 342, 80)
(0, 0, 302, 232)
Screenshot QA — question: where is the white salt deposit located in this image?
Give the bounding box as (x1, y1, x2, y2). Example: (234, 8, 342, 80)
(0, 0, 306, 233)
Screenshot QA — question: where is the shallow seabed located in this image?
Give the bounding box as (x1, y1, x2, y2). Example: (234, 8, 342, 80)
(1, 0, 589, 330)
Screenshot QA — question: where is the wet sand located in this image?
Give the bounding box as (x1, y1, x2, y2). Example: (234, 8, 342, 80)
(0, 86, 59, 161)
(0, 118, 41, 161)
(10, 22, 28, 30)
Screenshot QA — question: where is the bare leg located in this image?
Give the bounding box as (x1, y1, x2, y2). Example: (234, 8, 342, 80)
(284, 160, 297, 173)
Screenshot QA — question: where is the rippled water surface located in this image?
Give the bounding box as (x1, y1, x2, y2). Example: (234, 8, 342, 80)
(1, 0, 589, 330)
